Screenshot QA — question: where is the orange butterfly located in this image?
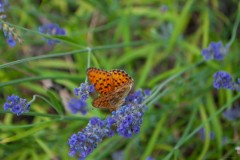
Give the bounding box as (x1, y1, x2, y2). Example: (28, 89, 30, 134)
(87, 67, 134, 111)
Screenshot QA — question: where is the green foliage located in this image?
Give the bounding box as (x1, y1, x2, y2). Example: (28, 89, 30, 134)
(1, 0, 240, 159)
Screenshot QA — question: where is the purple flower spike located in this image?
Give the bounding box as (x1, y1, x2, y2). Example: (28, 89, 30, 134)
(198, 128, 215, 141)
(202, 41, 229, 61)
(68, 98, 87, 115)
(68, 89, 151, 159)
(7, 36, 16, 47)
(68, 117, 114, 159)
(39, 23, 66, 45)
(3, 94, 31, 116)
(111, 89, 149, 138)
(74, 83, 94, 101)
(0, 0, 21, 47)
(223, 107, 240, 121)
(213, 71, 235, 90)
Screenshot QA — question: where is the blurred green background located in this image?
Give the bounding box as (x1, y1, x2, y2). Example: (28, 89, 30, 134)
(1, 0, 240, 159)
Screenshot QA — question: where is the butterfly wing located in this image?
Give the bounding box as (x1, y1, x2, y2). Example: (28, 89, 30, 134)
(93, 82, 133, 111)
(88, 67, 134, 111)
(87, 67, 114, 95)
(110, 69, 134, 90)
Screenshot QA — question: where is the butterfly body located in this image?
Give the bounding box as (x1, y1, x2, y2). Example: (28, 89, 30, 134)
(87, 67, 134, 111)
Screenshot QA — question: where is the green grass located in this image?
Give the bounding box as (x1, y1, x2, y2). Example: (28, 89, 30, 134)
(1, 0, 240, 159)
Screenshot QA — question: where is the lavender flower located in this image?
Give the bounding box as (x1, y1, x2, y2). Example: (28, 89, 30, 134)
(68, 117, 114, 159)
(202, 41, 229, 61)
(223, 107, 240, 121)
(0, 1, 4, 12)
(68, 98, 87, 115)
(111, 103, 145, 138)
(110, 90, 149, 138)
(213, 71, 236, 90)
(146, 156, 156, 160)
(3, 94, 31, 116)
(68, 89, 150, 159)
(74, 83, 94, 101)
(198, 128, 215, 141)
(7, 36, 16, 47)
(144, 89, 151, 96)
(4, 29, 18, 47)
(125, 89, 145, 104)
(0, 0, 8, 19)
(0, 0, 20, 47)
(38, 23, 66, 45)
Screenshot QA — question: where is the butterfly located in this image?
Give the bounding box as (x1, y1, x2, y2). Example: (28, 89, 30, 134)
(87, 67, 134, 111)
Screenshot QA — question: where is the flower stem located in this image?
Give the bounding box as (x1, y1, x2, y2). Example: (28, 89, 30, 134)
(0, 40, 147, 70)
(29, 94, 55, 110)
(85, 47, 92, 83)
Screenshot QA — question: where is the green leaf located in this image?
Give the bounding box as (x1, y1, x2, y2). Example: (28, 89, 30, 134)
(46, 90, 64, 115)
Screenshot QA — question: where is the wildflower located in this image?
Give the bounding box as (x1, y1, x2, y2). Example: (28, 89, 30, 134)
(74, 83, 94, 101)
(202, 41, 229, 61)
(68, 89, 150, 159)
(213, 71, 236, 90)
(144, 89, 151, 96)
(68, 98, 87, 115)
(0, 0, 20, 47)
(111, 90, 149, 138)
(198, 128, 215, 141)
(2, 24, 18, 47)
(111, 103, 145, 138)
(0, 0, 8, 19)
(146, 156, 156, 160)
(125, 89, 145, 104)
(7, 36, 16, 47)
(68, 117, 114, 159)
(38, 23, 66, 45)
(3, 94, 31, 116)
(223, 107, 240, 121)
